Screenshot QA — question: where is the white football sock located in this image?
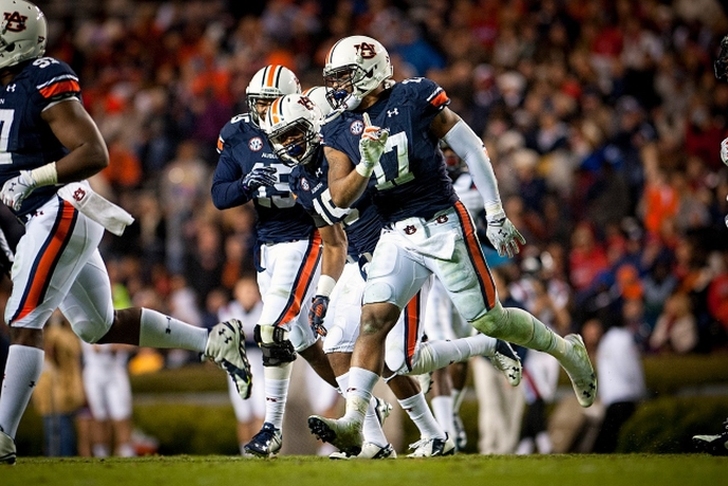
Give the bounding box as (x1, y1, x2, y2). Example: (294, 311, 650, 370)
(431, 395, 455, 438)
(342, 367, 378, 424)
(452, 387, 465, 414)
(263, 362, 293, 429)
(398, 391, 446, 440)
(408, 334, 495, 375)
(0, 345, 43, 437)
(138, 308, 207, 351)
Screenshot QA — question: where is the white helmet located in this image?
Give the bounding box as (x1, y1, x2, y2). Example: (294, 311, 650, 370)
(323, 35, 392, 111)
(246, 65, 301, 124)
(0, 0, 46, 70)
(302, 86, 337, 120)
(262, 93, 322, 167)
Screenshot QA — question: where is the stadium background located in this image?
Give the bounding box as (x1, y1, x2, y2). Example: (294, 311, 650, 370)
(2, 0, 728, 456)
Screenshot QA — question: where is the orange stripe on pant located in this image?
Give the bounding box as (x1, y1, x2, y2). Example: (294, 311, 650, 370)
(14, 200, 76, 322)
(275, 231, 322, 326)
(453, 201, 497, 310)
(403, 292, 421, 371)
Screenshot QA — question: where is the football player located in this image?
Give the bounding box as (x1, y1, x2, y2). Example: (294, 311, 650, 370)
(306, 35, 597, 455)
(211, 65, 340, 458)
(264, 93, 521, 457)
(0, 0, 251, 465)
(691, 34, 728, 456)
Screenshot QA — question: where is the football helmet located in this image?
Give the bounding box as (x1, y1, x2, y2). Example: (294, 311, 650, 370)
(262, 93, 322, 166)
(323, 35, 392, 111)
(246, 65, 301, 124)
(302, 86, 336, 119)
(0, 0, 46, 70)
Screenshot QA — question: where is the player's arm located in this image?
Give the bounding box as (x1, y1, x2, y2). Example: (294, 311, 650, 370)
(318, 222, 347, 285)
(326, 146, 367, 209)
(309, 222, 347, 336)
(430, 107, 525, 258)
(43, 99, 109, 182)
(429, 107, 501, 209)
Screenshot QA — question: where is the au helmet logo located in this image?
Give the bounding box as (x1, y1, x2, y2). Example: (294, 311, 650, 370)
(3, 11, 27, 32)
(355, 42, 377, 59)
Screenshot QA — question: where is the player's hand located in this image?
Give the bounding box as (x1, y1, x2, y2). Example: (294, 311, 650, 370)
(308, 295, 329, 337)
(720, 137, 728, 166)
(1, 171, 37, 211)
(485, 210, 526, 258)
(242, 166, 277, 194)
(357, 113, 389, 176)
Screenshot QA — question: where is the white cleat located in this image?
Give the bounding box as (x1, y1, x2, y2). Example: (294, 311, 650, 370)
(407, 434, 456, 458)
(0, 429, 16, 465)
(205, 319, 253, 400)
(329, 442, 397, 460)
(561, 334, 597, 407)
(308, 415, 364, 457)
(373, 396, 392, 426)
(489, 340, 522, 386)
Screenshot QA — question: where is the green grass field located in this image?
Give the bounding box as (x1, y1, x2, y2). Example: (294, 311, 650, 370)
(2, 454, 725, 486)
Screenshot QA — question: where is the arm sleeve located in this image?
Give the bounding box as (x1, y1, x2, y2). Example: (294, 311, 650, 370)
(441, 120, 501, 211)
(210, 150, 250, 209)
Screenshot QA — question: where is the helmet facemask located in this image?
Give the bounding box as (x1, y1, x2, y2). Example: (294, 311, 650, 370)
(269, 122, 320, 167)
(263, 94, 322, 167)
(323, 35, 393, 111)
(716, 35, 728, 82)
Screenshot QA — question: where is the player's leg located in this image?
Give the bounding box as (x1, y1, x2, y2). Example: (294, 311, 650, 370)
(322, 263, 394, 459)
(0, 201, 104, 464)
(308, 234, 430, 455)
(441, 202, 596, 407)
(246, 238, 322, 457)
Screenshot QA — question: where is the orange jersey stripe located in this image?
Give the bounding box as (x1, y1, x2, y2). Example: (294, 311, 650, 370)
(276, 231, 323, 326)
(217, 136, 224, 152)
(429, 90, 449, 108)
(14, 201, 76, 321)
(404, 293, 420, 370)
(454, 201, 497, 310)
(39, 79, 81, 99)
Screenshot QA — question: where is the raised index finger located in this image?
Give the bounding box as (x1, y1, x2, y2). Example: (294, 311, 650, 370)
(362, 112, 371, 127)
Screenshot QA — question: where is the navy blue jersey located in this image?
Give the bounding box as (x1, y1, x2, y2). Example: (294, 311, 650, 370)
(290, 151, 381, 259)
(212, 113, 315, 243)
(0, 57, 82, 217)
(321, 78, 457, 223)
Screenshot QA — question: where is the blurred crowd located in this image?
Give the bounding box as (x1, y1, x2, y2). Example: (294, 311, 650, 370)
(2, 0, 728, 377)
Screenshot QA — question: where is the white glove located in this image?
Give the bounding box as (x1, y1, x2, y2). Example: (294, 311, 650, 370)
(356, 112, 389, 177)
(485, 207, 526, 258)
(720, 137, 728, 166)
(1, 171, 37, 211)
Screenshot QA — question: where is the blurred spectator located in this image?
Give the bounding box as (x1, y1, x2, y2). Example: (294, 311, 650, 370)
(592, 314, 646, 453)
(649, 291, 699, 354)
(32, 312, 85, 457)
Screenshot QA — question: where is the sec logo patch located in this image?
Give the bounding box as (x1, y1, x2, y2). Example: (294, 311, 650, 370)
(301, 178, 310, 191)
(350, 120, 364, 135)
(248, 137, 263, 151)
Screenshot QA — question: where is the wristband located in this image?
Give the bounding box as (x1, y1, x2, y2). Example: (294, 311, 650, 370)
(355, 162, 374, 178)
(484, 201, 504, 217)
(29, 162, 58, 187)
(315, 274, 337, 297)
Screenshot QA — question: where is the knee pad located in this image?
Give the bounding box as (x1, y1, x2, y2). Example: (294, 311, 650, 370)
(254, 324, 297, 367)
(362, 281, 396, 305)
(70, 318, 110, 344)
